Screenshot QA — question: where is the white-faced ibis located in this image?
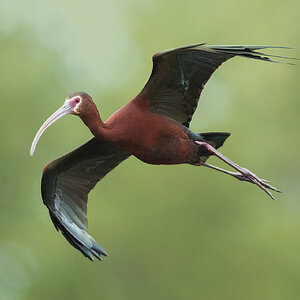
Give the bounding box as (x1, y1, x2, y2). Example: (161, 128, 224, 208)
(30, 44, 295, 261)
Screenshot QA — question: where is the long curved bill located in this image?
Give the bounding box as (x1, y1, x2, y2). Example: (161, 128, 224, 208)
(30, 103, 73, 156)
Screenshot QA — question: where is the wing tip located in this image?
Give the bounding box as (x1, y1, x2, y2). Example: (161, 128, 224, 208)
(49, 210, 107, 262)
(92, 243, 108, 256)
(206, 44, 298, 65)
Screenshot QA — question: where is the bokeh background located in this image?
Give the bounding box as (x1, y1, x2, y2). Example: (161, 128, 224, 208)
(0, 0, 299, 299)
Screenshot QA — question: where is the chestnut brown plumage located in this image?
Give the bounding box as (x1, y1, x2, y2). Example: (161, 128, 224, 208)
(30, 44, 295, 261)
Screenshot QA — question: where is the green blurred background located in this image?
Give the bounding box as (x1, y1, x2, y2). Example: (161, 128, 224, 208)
(0, 0, 299, 299)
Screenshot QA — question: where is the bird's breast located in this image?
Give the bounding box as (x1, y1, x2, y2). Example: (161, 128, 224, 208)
(104, 102, 198, 165)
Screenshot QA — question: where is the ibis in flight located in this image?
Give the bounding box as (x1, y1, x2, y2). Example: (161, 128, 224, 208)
(30, 44, 295, 261)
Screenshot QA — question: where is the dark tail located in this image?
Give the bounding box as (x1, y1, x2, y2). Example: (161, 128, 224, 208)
(199, 132, 231, 149)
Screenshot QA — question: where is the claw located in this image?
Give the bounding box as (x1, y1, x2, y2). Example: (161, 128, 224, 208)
(262, 182, 281, 193)
(234, 168, 280, 199)
(261, 179, 272, 183)
(251, 177, 275, 200)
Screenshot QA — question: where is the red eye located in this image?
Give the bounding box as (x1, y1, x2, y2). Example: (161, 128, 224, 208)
(74, 97, 80, 103)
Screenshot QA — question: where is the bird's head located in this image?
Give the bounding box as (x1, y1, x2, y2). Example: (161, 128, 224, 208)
(30, 91, 97, 156)
(66, 91, 96, 116)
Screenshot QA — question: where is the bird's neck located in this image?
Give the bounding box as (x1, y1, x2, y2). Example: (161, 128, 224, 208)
(80, 110, 108, 140)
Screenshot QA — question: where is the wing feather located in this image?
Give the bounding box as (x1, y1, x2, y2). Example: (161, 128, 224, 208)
(139, 44, 295, 127)
(42, 138, 130, 261)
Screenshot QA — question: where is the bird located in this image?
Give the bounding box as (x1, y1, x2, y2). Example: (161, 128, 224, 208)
(30, 43, 296, 261)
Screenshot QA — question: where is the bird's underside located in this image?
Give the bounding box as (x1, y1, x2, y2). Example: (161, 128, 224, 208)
(31, 44, 296, 261)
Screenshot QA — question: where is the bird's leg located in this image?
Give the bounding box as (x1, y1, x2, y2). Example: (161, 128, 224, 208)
(194, 141, 280, 199)
(200, 162, 272, 184)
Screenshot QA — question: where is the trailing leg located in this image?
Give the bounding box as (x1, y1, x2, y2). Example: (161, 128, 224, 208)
(194, 141, 280, 199)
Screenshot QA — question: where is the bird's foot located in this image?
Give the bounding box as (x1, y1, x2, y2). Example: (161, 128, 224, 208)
(229, 169, 280, 200)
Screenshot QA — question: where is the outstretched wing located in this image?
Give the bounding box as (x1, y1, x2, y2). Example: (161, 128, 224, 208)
(139, 44, 294, 127)
(41, 138, 130, 261)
